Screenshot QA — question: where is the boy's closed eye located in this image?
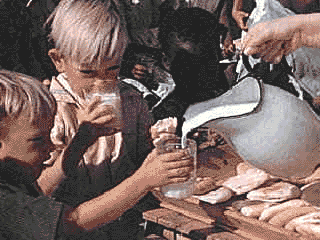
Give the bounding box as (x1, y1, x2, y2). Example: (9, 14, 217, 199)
(79, 65, 119, 75)
(29, 136, 51, 146)
(107, 65, 120, 71)
(79, 70, 96, 76)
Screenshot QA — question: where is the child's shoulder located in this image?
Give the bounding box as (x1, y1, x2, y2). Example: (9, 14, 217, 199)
(0, 182, 65, 238)
(119, 80, 144, 99)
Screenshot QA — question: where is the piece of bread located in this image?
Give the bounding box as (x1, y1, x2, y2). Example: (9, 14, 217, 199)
(231, 200, 266, 211)
(259, 199, 310, 222)
(240, 202, 275, 218)
(268, 207, 317, 227)
(285, 211, 320, 232)
(150, 117, 177, 139)
(301, 181, 320, 207)
(194, 187, 234, 205)
(222, 168, 270, 195)
(247, 182, 301, 202)
(193, 177, 218, 195)
(296, 224, 320, 238)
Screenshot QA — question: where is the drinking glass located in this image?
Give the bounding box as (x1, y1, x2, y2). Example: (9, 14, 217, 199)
(158, 137, 197, 199)
(85, 81, 122, 131)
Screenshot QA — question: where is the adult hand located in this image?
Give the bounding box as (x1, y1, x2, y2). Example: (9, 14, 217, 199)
(242, 19, 302, 64)
(132, 64, 148, 80)
(232, 10, 249, 31)
(138, 148, 194, 189)
(223, 32, 235, 57)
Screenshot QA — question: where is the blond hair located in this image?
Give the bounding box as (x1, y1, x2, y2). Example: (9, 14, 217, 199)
(0, 70, 56, 128)
(47, 0, 127, 68)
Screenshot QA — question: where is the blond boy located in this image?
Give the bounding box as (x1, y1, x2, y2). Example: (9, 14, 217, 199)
(31, 0, 194, 238)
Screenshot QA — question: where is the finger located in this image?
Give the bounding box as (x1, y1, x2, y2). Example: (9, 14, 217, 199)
(133, 74, 143, 80)
(242, 22, 248, 31)
(169, 177, 190, 184)
(160, 150, 192, 163)
(262, 41, 284, 63)
(133, 72, 146, 78)
(282, 40, 297, 56)
(87, 96, 103, 113)
(313, 96, 320, 107)
(239, 20, 248, 31)
(153, 134, 179, 148)
(90, 104, 114, 120)
(135, 70, 146, 75)
(267, 43, 286, 64)
(168, 166, 193, 178)
(243, 24, 273, 54)
(167, 158, 194, 170)
(134, 64, 148, 71)
(247, 40, 278, 58)
(91, 114, 114, 125)
(95, 126, 120, 137)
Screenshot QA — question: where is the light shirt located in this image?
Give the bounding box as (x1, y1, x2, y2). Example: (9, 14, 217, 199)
(46, 73, 123, 166)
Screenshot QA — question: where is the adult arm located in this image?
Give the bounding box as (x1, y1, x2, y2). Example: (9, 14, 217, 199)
(243, 13, 320, 63)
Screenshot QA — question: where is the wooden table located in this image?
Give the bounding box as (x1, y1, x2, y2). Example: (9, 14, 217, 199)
(143, 144, 319, 240)
(143, 207, 247, 240)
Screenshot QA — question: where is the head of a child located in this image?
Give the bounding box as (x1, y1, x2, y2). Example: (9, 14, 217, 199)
(159, 8, 229, 105)
(0, 70, 56, 186)
(47, 0, 128, 97)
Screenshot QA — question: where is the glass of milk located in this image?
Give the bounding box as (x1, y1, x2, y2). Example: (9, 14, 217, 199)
(158, 137, 197, 199)
(85, 80, 122, 131)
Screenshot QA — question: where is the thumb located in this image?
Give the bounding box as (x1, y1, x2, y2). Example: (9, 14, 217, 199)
(240, 21, 248, 31)
(240, 11, 249, 17)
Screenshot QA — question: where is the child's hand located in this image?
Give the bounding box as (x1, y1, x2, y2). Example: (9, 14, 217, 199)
(77, 96, 117, 136)
(150, 117, 178, 147)
(138, 148, 194, 189)
(313, 96, 320, 108)
(132, 64, 148, 80)
(232, 10, 249, 31)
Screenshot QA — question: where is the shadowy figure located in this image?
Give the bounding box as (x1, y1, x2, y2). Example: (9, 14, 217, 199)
(154, 7, 230, 122)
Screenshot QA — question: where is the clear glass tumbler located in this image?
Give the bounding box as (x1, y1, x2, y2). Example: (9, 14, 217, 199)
(158, 138, 197, 199)
(85, 81, 122, 131)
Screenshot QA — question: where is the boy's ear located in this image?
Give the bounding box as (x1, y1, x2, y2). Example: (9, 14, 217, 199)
(48, 49, 66, 73)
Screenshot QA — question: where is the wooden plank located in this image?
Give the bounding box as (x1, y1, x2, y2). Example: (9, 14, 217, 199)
(143, 208, 173, 223)
(176, 219, 214, 235)
(207, 232, 249, 240)
(144, 234, 166, 240)
(157, 210, 193, 230)
(184, 196, 201, 205)
(176, 234, 192, 240)
(163, 229, 175, 240)
(160, 200, 216, 225)
(222, 210, 318, 240)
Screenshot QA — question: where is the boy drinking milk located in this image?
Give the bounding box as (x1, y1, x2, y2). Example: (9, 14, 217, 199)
(37, 0, 151, 207)
(0, 70, 193, 238)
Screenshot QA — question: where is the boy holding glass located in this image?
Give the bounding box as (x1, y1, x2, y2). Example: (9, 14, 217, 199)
(36, 0, 194, 238)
